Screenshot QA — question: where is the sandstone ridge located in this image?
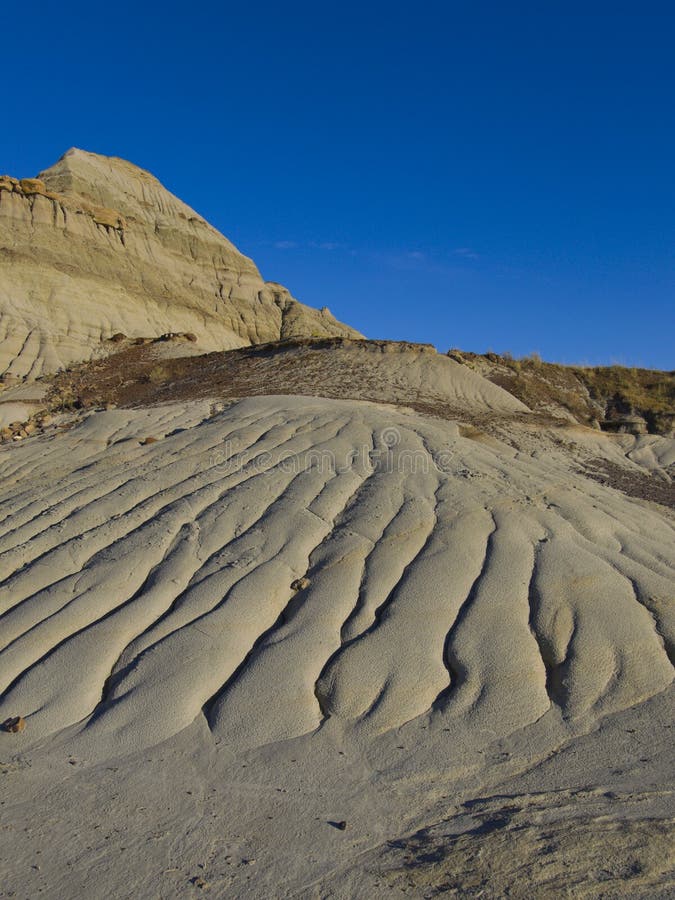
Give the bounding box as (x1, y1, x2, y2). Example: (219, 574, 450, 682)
(0, 148, 360, 380)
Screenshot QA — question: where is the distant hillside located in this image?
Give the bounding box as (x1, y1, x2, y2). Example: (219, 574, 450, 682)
(449, 349, 675, 436)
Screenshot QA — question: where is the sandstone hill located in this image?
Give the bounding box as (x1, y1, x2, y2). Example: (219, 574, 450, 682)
(0, 149, 360, 380)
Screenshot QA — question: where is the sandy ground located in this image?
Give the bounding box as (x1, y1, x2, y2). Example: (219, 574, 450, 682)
(0, 395, 673, 897)
(1, 687, 672, 898)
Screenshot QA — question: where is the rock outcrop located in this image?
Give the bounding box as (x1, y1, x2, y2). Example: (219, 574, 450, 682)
(0, 149, 360, 380)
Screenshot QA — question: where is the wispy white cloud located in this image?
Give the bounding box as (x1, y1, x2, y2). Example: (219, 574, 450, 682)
(269, 241, 481, 269)
(309, 241, 345, 251)
(453, 247, 479, 260)
(272, 239, 346, 251)
(374, 244, 484, 275)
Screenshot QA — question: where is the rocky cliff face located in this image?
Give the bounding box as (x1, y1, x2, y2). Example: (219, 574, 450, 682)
(0, 149, 360, 379)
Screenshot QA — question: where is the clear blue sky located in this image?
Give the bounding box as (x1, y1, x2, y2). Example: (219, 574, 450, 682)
(2, 1, 673, 368)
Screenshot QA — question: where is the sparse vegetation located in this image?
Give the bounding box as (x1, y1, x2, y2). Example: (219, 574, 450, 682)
(573, 364, 675, 434)
(147, 364, 171, 384)
(48, 387, 84, 412)
(458, 424, 489, 441)
(452, 350, 674, 435)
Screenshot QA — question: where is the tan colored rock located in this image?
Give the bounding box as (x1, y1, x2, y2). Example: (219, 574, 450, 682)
(1, 716, 26, 733)
(291, 577, 311, 591)
(0, 148, 360, 380)
(19, 178, 46, 195)
(90, 205, 126, 230)
(2, 716, 26, 734)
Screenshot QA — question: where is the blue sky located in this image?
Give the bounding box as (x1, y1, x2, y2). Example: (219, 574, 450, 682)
(2, 1, 673, 367)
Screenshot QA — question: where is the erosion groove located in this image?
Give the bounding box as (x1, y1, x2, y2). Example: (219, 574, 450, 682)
(432, 514, 497, 712)
(0, 395, 672, 759)
(526, 536, 563, 708)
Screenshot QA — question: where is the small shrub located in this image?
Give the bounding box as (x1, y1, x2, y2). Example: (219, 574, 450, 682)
(148, 365, 170, 384)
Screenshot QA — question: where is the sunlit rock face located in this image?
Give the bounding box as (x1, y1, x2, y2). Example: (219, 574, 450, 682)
(0, 148, 360, 380)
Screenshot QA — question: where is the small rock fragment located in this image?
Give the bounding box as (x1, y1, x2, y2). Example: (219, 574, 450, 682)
(19, 177, 46, 195)
(1, 716, 26, 733)
(291, 576, 310, 591)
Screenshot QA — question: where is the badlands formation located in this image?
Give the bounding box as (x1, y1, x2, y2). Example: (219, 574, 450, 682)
(0, 152, 673, 899)
(0, 148, 359, 380)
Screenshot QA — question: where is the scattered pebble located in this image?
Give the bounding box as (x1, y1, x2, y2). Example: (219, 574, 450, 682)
(1, 716, 26, 734)
(291, 576, 310, 591)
